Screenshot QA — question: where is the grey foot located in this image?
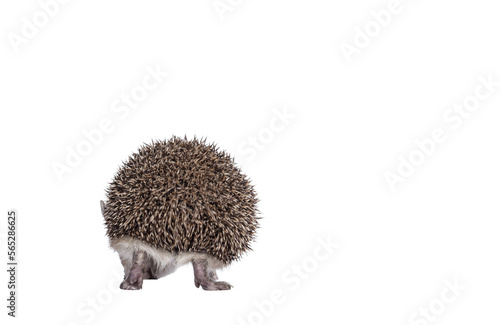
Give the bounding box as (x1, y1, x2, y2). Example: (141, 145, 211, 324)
(120, 277, 142, 290)
(192, 259, 232, 291)
(120, 251, 147, 290)
(195, 279, 232, 290)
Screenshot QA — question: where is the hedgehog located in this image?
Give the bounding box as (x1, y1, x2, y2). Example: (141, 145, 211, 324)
(100, 136, 259, 290)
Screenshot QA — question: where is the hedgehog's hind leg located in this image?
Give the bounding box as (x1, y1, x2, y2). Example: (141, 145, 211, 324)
(143, 262, 157, 280)
(192, 259, 232, 291)
(120, 250, 148, 290)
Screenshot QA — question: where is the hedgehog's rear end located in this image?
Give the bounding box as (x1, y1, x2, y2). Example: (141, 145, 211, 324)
(101, 137, 259, 290)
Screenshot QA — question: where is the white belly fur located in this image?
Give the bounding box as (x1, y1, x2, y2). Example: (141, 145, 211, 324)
(109, 236, 225, 278)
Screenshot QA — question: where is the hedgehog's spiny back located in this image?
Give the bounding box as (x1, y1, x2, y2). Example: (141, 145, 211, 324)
(103, 137, 259, 264)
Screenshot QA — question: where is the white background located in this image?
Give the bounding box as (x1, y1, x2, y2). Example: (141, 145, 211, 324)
(1, 0, 500, 324)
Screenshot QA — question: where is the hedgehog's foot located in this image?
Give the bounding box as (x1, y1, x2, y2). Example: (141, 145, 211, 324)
(120, 251, 147, 290)
(192, 259, 232, 291)
(197, 280, 232, 290)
